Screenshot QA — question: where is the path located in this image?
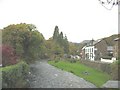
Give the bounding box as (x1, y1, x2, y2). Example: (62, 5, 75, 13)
(28, 60, 97, 88)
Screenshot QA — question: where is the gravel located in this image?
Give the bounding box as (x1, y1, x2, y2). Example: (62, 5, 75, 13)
(28, 60, 97, 88)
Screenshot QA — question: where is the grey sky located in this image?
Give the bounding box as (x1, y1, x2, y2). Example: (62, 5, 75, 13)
(0, 0, 118, 43)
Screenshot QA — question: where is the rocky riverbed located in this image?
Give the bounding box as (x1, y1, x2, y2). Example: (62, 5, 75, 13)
(27, 60, 97, 88)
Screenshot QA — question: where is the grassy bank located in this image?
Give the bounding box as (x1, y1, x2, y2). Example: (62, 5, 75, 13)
(48, 60, 111, 87)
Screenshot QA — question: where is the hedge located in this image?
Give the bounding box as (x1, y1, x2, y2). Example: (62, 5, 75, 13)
(1, 61, 30, 88)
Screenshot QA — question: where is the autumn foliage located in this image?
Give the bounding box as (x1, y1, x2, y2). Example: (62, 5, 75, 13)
(2, 45, 18, 67)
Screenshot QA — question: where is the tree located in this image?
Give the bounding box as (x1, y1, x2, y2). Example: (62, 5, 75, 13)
(58, 32, 64, 46)
(53, 26, 59, 40)
(63, 35, 69, 54)
(59, 32, 63, 39)
(28, 30, 45, 59)
(45, 39, 64, 59)
(52, 26, 69, 55)
(69, 42, 79, 55)
(28, 24, 37, 31)
(1, 45, 18, 66)
(52, 43, 64, 57)
(2, 23, 46, 62)
(98, 0, 119, 10)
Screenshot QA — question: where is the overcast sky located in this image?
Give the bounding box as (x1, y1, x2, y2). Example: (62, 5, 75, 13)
(0, 0, 118, 43)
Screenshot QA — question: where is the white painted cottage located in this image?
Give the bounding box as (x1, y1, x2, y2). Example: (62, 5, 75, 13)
(81, 39, 114, 61)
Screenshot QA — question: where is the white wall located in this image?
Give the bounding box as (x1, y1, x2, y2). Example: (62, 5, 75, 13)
(101, 58, 116, 63)
(85, 46, 95, 61)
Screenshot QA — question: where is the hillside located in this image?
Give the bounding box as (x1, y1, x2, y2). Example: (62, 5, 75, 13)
(77, 34, 119, 51)
(103, 34, 119, 46)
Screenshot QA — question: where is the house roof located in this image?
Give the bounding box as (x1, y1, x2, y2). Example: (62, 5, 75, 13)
(81, 38, 107, 50)
(93, 39, 102, 45)
(82, 46, 87, 50)
(85, 39, 102, 46)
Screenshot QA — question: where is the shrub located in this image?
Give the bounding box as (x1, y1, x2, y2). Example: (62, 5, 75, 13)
(1, 45, 19, 67)
(53, 56, 60, 63)
(54, 60, 59, 63)
(2, 61, 29, 88)
(69, 59, 77, 63)
(70, 70, 74, 74)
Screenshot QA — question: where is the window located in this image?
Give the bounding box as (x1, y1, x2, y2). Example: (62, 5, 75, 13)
(91, 53, 93, 58)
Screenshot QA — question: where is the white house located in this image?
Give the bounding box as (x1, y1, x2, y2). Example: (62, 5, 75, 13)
(81, 38, 114, 61)
(84, 46, 95, 61)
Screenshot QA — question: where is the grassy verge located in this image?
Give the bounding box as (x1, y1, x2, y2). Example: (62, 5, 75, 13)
(48, 60, 111, 87)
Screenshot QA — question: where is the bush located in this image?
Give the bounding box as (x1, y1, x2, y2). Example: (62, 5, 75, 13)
(54, 60, 59, 63)
(68, 59, 77, 63)
(2, 61, 29, 88)
(113, 60, 120, 65)
(53, 57, 60, 63)
(1, 45, 19, 67)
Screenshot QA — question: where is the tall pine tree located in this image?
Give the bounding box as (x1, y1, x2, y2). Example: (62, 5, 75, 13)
(53, 26, 69, 54)
(63, 35, 69, 54)
(53, 26, 59, 41)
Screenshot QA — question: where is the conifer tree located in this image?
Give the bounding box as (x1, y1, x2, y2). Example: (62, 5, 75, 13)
(53, 26, 59, 41)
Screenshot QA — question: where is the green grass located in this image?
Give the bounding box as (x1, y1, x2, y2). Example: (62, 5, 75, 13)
(48, 60, 111, 87)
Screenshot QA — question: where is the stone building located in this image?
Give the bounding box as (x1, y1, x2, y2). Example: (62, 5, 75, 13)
(81, 38, 114, 61)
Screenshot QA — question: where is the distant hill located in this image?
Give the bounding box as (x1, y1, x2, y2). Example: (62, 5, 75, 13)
(77, 34, 119, 50)
(69, 34, 119, 52)
(80, 40, 91, 44)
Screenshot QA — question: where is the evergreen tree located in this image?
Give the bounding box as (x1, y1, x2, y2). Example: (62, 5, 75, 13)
(63, 35, 69, 54)
(58, 32, 64, 46)
(59, 32, 63, 39)
(52, 26, 70, 55)
(53, 26, 59, 40)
